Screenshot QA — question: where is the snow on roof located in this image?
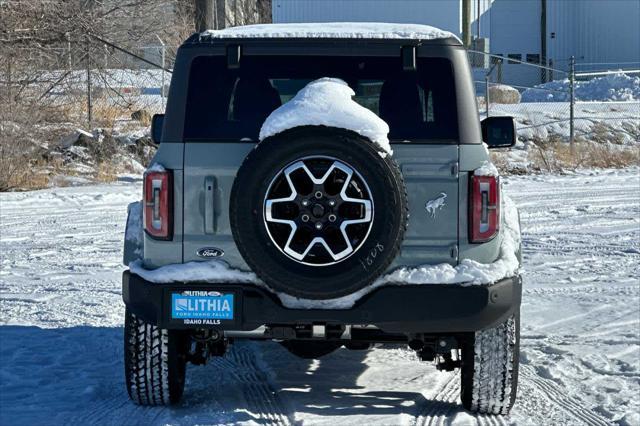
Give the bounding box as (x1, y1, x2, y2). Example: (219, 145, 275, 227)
(259, 78, 392, 154)
(201, 22, 459, 42)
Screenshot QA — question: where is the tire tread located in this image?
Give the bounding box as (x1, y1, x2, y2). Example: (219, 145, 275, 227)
(124, 311, 184, 406)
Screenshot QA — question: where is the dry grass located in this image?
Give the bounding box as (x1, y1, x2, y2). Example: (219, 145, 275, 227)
(94, 162, 118, 183)
(492, 135, 640, 175)
(0, 118, 148, 191)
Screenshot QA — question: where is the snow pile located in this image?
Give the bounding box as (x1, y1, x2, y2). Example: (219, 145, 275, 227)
(489, 84, 521, 104)
(146, 162, 166, 173)
(201, 22, 458, 42)
(260, 78, 392, 154)
(522, 72, 640, 102)
(473, 160, 499, 176)
(129, 259, 258, 284)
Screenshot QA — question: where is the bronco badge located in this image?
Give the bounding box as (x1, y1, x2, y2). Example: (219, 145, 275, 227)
(197, 247, 225, 258)
(425, 192, 447, 218)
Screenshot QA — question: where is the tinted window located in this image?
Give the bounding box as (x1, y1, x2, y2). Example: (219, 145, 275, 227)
(526, 53, 540, 64)
(507, 54, 522, 64)
(184, 55, 458, 142)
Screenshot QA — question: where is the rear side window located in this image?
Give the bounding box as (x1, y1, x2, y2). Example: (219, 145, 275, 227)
(184, 55, 458, 142)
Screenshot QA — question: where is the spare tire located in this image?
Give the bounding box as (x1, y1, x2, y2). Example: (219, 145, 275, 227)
(230, 126, 408, 299)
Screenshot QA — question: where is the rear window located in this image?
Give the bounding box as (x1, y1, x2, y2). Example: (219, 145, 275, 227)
(184, 55, 458, 142)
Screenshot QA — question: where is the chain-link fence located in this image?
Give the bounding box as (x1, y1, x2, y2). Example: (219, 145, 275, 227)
(1, 39, 638, 189)
(3, 42, 180, 128)
(0, 41, 183, 190)
(6, 44, 637, 142)
(468, 50, 639, 172)
(468, 50, 640, 148)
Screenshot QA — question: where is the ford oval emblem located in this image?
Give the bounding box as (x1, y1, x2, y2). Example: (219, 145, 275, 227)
(197, 247, 224, 258)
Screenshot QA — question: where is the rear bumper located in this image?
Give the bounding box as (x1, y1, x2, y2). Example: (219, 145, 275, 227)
(122, 271, 521, 334)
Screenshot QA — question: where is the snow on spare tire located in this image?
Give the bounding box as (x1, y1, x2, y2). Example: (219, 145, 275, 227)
(230, 78, 408, 299)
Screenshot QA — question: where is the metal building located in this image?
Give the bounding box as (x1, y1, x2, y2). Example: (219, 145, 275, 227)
(272, 0, 640, 87)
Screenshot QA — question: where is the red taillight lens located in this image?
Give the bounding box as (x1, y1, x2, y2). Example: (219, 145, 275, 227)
(470, 175, 500, 243)
(144, 170, 173, 240)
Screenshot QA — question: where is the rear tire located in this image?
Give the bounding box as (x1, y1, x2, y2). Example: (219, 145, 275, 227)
(460, 312, 520, 415)
(124, 309, 189, 405)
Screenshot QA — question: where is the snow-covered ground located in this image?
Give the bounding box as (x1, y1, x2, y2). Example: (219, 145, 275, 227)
(1, 169, 639, 425)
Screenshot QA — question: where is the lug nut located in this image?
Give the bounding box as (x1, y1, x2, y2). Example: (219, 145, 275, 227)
(328, 214, 337, 222)
(328, 200, 336, 207)
(301, 199, 309, 207)
(301, 214, 310, 222)
(315, 222, 323, 230)
(314, 191, 323, 199)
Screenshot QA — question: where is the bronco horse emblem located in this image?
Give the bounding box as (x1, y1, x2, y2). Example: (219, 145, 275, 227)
(425, 192, 447, 218)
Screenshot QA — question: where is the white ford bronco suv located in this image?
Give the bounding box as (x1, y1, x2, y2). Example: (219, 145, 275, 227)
(122, 23, 522, 415)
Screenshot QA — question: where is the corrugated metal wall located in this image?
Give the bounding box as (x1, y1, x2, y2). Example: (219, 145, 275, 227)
(488, 0, 542, 85)
(547, 0, 640, 71)
(272, 0, 640, 83)
(272, 0, 462, 35)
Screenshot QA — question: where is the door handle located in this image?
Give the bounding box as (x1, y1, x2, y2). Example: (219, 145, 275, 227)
(204, 176, 216, 234)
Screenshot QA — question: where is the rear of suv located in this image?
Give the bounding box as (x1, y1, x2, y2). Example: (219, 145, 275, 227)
(122, 23, 522, 414)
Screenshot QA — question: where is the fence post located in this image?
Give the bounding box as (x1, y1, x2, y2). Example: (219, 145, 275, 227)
(66, 33, 72, 70)
(569, 55, 575, 151)
(86, 40, 92, 127)
(7, 53, 12, 115)
(485, 74, 490, 117)
(155, 35, 166, 107)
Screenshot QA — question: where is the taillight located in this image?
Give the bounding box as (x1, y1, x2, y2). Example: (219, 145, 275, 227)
(469, 175, 500, 243)
(144, 170, 173, 240)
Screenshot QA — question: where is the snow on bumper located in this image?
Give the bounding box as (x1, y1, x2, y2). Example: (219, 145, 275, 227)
(127, 195, 521, 309)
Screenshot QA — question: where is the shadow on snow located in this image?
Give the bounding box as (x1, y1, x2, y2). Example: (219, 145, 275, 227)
(0, 326, 461, 425)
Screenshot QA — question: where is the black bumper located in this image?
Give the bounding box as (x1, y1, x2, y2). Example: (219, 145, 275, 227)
(122, 271, 521, 334)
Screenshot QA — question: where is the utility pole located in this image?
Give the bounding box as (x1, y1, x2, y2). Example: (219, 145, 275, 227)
(476, 0, 481, 39)
(541, 0, 547, 82)
(462, 0, 471, 47)
(195, 0, 225, 32)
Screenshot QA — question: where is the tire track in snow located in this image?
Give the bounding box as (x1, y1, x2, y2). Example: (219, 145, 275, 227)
(523, 285, 639, 296)
(413, 373, 459, 426)
(520, 365, 612, 426)
(413, 373, 507, 426)
(215, 343, 292, 426)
